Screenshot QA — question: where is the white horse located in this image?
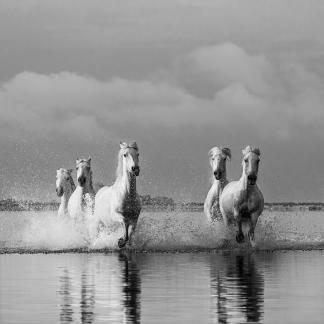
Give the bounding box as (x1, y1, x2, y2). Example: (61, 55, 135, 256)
(68, 157, 95, 222)
(93, 141, 141, 248)
(56, 168, 75, 217)
(220, 146, 264, 247)
(204, 147, 231, 222)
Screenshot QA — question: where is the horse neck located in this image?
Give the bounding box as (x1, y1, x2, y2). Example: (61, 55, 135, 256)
(238, 169, 252, 198)
(61, 185, 73, 211)
(115, 164, 137, 201)
(211, 170, 228, 192)
(82, 175, 94, 195)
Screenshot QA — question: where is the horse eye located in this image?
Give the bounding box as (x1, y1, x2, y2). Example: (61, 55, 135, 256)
(123, 153, 127, 157)
(244, 159, 248, 163)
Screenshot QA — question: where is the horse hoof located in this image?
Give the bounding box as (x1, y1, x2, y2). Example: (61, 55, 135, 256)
(118, 238, 126, 248)
(236, 232, 245, 243)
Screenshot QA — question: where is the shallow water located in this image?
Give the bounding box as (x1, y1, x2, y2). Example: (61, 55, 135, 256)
(1, 210, 324, 251)
(1, 251, 324, 323)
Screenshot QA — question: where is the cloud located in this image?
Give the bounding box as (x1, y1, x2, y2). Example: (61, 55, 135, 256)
(175, 43, 274, 98)
(0, 42, 324, 146)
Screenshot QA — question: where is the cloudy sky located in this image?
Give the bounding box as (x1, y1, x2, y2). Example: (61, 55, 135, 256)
(1, 0, 324, 202)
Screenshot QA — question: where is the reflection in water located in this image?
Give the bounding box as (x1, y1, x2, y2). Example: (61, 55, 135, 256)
(58, 265, 95, 324)
(2, 252, 324, 323)
(80, 269, 95, 324)
(210, 253, 264, 323)
(58, 269, 74, 323)
(119, 252, 141, 324)
(57, 254, 141, 324)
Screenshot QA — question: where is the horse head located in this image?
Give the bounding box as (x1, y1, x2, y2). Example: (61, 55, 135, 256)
(120, 141, 140, 176)
(56, 168, 74, 197)
(242, 146, 261, 185)
(208, 146, 231, 180)
(76, 157, 92, 187)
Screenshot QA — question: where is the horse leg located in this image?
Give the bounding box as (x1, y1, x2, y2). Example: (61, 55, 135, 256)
(248, 213, 259, 248)
(235, 215, 245, 243)
(128, 220, 138, 246)
(118, 221, 129, 249)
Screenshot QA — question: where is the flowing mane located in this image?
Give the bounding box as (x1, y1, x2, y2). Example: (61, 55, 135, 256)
(69, 175, 76, 191)
(208, 147, 231, 160)
(242, 146, 260, 157)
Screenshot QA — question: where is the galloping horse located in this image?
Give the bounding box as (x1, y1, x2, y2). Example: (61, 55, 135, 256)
(93, 141, 141, 248)
(220, 146, 264, 247)
(68, 157, 95, 221)
(204, 147, 231, 222)
(56, 168, 75, 217)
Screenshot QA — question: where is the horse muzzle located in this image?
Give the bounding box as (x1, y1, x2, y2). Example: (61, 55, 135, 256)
(132, 166, 140, 176)
(56, 187, 63, 197)
(214, 170, 222, 180)
(247, 175, 257, 185)
(78, 176, 86, 186)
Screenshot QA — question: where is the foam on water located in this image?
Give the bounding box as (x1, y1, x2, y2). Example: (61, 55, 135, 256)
(1, 210, 324, 253)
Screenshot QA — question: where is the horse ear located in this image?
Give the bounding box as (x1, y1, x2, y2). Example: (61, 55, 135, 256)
(222, 147, 231, 160)
(87, 156, 91, 163)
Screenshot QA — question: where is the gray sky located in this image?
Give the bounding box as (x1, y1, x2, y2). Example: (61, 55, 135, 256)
(1, 0, 324, 202)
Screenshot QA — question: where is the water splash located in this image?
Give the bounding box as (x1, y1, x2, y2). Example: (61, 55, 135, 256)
(0, 210, 324, 252)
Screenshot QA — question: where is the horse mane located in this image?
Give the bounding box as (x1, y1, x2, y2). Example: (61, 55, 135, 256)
(242, 146, 261, 157)
(116, 141, 139, 179)
(76, 158, 91, 167)
(69, 175, 76, 191)
(208, 146, 231, 160)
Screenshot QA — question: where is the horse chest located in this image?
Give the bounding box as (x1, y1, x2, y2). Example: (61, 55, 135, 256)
(235, 193, 257, 216)
(120, 197, 140, 218)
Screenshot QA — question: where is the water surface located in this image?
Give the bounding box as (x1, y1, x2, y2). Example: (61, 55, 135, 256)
(1, 211, 324, 323)
(1, 251, 324, 323)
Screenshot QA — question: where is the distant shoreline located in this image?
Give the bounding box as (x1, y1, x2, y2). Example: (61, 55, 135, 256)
(0, 197, 324, 212)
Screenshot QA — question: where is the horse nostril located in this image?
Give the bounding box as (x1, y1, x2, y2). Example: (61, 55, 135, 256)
(132, 166, 140, 175)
